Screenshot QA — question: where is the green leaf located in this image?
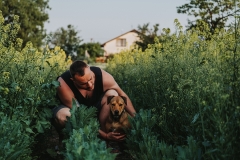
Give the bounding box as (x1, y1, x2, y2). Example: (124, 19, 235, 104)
(39, 120, 49, 125)
(191, 113, 199, 124)
(36, 123, 44, 133)
(51, 80, 60, 88)
(26, 128, 34, 134)
(22, 120, 31, 125)
(46, 61, 51, 67)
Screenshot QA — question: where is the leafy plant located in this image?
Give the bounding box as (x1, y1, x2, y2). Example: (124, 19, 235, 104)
(106, 19, 240, 159)
(126, 109, 175, 160)
(63, 101, 116, 160)
(49, 24, 83, 58)
(0, 115, 33, 160)
(0, 11, 71, 159)
(0, 11, 71, 132)
(75, 42, 104, 62)
(64, 100, 98, 137)
(176, 136, 201, 160)
(0, 0, 50, 48)
(126, 109, 201, 160)
(177, 0, 240, 34)
(64, 128, 116, 160)
(135, 23, 161, 51)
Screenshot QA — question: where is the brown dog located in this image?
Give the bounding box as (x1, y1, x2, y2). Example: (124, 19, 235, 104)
(105, 96, 131, 134)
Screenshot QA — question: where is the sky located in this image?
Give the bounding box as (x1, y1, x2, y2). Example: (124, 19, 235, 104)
(44, 0, 190, 44)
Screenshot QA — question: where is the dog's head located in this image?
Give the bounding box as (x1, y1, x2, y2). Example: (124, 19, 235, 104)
(107, 96, 127, 119)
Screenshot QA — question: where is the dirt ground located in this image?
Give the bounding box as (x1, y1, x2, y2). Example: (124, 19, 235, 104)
(32, 126, 133, 160)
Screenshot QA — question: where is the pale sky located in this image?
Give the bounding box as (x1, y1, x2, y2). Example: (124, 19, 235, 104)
(44, 0, 189, 44)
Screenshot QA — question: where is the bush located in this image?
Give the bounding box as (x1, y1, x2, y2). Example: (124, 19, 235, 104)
(126, 109, 201, 160)
(0, 115, 33, 160)
(0, 12, 71, 132)
(63, 101, 116, 160)
(0, 11, 71, 158)
(106, 21, 240, 159)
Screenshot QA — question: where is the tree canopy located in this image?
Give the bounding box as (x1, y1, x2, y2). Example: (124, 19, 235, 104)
(135, 23, 161, 51)
(0, 0, 50, 48)
(49, 24, 83, 58)
(177, 0, 240, 33)
(73, 42, 104, 61)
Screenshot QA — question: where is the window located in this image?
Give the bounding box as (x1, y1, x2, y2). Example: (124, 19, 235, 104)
(116, 38, 126, 47)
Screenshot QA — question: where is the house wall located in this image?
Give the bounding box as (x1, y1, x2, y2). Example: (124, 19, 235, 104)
(103, 32, 139, 56)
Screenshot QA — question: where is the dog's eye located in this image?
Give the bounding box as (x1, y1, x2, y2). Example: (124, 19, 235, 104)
(111, 104, 115, 106)
(119, 104, 123, 106)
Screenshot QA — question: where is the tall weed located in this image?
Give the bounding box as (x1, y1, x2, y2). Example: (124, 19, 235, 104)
(0, 12, 71, 132)
(126, 109, 201, 160)
(0, 11, 71, 158)
(0, 115, 32, 160)
(106, 21, 240, 159)
(63, 101, 116, 160)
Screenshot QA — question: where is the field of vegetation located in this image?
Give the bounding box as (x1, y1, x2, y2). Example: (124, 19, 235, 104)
(1, 12, 240, 160)
(106, 21, 240, 159)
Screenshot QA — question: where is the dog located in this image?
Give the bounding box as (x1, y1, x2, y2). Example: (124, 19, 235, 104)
(105, 95, 131, 134)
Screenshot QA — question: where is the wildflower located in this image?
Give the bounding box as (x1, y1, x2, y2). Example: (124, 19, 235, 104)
(16, 86, 21, 92)
(3, 72, 10, 79)
(4, 88, 9, 95)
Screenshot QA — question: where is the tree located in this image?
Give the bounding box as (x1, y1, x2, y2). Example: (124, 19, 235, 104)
(0, 0, 50, 48)
(177, 0, 240, 33)
(49, 24, 83, 58)
(73, 42, 104, 61)
(135, 23, 160, 51)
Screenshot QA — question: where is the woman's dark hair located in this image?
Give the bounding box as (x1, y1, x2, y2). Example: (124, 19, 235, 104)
(70, 60, 88, 77)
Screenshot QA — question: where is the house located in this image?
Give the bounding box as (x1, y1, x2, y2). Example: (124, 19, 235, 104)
(101, 29, 140, 57)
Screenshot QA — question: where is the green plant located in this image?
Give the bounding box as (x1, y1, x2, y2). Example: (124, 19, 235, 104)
(176, 136, 201, 160)
(64, 100, 98, 137)
(126, 109, 175, 160)
(0, 0, 50, 48)
(106, 20, 240, 159)
(0, 11, 71, 159)
(0, 115, 33, 160)
(0, 11, 71, 133)
(126, 110, 201, 160)
(63, 101, 116, 160)
(64, 128, 116, 160)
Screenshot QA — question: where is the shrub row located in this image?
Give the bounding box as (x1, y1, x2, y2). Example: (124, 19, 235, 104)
(106, 22, 240, 159)
(1, 11, 240, 159)
(0, 12, 71, 158)
(63, 101, 116, 160)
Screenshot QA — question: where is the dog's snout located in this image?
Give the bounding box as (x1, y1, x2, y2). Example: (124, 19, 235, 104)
(114, 110, 119, 115)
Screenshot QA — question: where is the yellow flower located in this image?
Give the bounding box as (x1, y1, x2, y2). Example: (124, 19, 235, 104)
(2, 72, 10, 79)
(3, 71, 10, 77)
(16, 86, 21, 92)
(4, 88, 9, 95)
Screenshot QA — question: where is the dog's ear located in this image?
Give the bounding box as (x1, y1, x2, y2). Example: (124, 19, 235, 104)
(120, 96, 127, 105)
(107, 96, 115, 104)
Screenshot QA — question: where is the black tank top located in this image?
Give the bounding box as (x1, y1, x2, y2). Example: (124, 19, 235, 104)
(58, 66, 104, 107)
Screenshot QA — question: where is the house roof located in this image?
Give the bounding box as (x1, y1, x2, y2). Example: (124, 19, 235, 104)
(101, 29, 139, 47)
